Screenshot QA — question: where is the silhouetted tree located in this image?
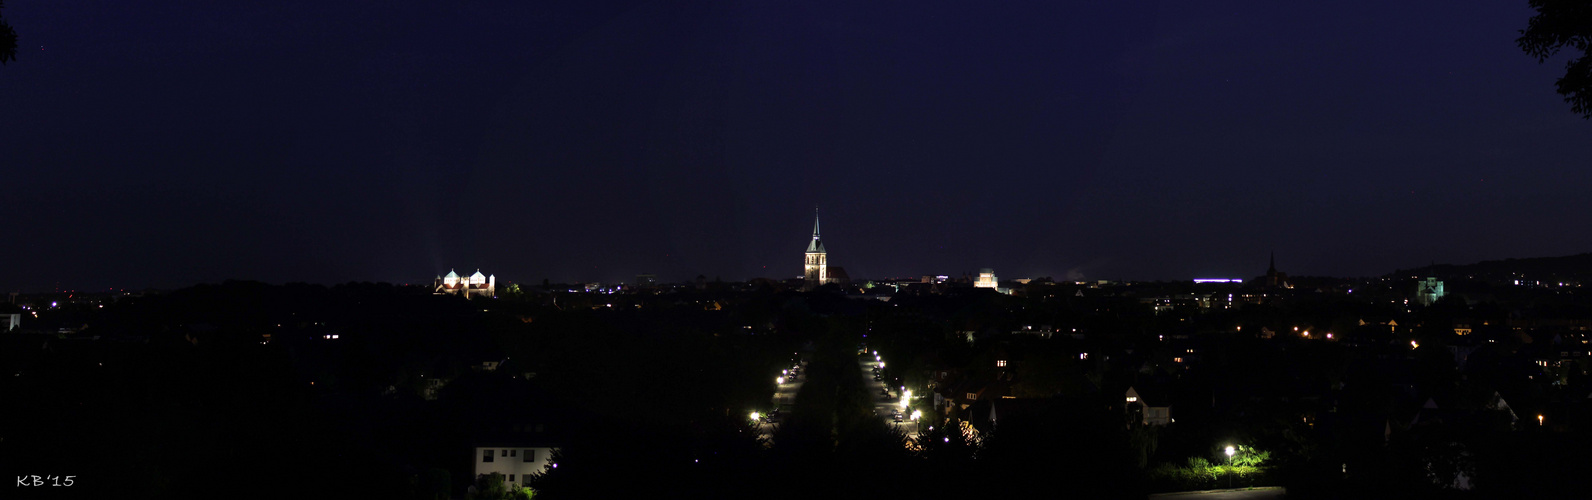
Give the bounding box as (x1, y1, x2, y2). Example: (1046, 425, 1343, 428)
(0, 1, 14, 65)
(1518, 0, 1592, 118)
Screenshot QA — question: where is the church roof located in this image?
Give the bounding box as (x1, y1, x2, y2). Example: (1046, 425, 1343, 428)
(807, 211, 826, 253)
(472, 270, 486, 280)
(445, 270, 459, 279)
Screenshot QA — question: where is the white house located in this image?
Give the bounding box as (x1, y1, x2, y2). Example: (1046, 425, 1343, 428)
(474, 445, 557, 487)
(1125, 387, 1171, 426)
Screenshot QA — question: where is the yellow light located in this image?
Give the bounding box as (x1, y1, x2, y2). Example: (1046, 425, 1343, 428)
(1411, 340, 1419, 349)
(776, 377, 784, 384)
(750, 411, 760, 421)
(1538, 414, 1544, 425)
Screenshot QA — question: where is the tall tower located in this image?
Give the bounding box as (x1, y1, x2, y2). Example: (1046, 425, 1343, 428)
(803, 210, 827, 290)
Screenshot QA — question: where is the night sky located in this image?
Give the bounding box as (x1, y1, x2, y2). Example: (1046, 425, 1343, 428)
(2, 1, 1587, 291)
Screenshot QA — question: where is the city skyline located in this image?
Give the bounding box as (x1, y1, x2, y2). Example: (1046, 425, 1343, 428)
(3, 1, 1588, 291)
(7, 3, 1592, 498)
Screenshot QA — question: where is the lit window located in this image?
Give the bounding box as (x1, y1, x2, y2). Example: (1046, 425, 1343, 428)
(1126, 396, 1138, 402)
(996, 360, 1007, 367)
(483, 449, 494, 463)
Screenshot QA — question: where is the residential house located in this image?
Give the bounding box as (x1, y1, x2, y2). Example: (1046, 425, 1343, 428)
(474, 443, 558, 488)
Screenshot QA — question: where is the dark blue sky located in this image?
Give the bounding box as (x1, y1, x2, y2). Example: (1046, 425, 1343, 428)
(2, 1, 1586, 291)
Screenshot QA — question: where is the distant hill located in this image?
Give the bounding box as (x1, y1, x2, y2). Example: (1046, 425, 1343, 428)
(1389, 253, 1592, 285)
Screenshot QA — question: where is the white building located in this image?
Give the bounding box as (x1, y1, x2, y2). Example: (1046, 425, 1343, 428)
(435, 269, 496, 299)
(2, 313, 19, 331)
(474, 445, 558, 487)
(974, 268, 998, 289)
(1125, 387, 1171, 427)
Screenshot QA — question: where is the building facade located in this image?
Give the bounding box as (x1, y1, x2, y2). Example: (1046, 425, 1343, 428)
(1417, 277, 1445, 306)
(803, 212, 828, 290)
(435, 270, 496, 299)
(474, 445, 557, 487)
(1125, 387, 1171, 427)
(975, 268, 998, 289)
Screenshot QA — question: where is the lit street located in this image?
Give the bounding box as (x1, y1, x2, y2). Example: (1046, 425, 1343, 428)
(755, 357, 808, 445)
(1148, 487, 1285, 500)
(858, 352, 921, 441)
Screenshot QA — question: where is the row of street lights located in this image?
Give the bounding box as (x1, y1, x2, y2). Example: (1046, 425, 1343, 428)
(870, 349, 923, 435)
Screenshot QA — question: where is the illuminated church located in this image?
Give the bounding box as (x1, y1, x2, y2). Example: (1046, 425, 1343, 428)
(435, 269, 496, 299)
(803, 212, 828, 290)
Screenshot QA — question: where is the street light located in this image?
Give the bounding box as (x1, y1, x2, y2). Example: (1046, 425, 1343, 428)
(1539, 414, 1545, 426)
(777, 377, 784, 384)
(1225, 446, 1237, 489)
(879, 362, 885, 369)
(750, 411, 761, 422)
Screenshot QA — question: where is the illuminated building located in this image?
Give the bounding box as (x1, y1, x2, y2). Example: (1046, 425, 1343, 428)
(474, 444, 558, 488)
(803, 211, 827, 290)
(435, 269, 496, 299)
(975, 268, 998, 289)
(1417, 277, 1445, 306)
(1, 313, 18, 331)
(1125, 386, 1171, 426)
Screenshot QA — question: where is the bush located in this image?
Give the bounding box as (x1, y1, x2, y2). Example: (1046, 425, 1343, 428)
(1147, 463, 1274, 492)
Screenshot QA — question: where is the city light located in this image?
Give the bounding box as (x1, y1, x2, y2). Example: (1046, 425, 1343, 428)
(776, 377, 784, 384)
(911, 410, 922, 421)
(750, 411, 760, 421)
(1225, 446, 1236, 459)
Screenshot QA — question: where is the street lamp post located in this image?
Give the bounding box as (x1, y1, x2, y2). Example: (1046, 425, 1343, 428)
(1225, 446, 1236, 489)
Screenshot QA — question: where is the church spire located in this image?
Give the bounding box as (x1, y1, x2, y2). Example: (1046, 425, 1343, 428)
(812, 208, 821, 238)
(806, 209, 826, 253)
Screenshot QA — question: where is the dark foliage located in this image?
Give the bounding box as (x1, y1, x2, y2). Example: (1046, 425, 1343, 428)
(1519, 0, 1592, 118)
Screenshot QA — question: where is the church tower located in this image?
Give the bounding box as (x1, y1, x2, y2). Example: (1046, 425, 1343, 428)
(803, 210, 827, 290)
